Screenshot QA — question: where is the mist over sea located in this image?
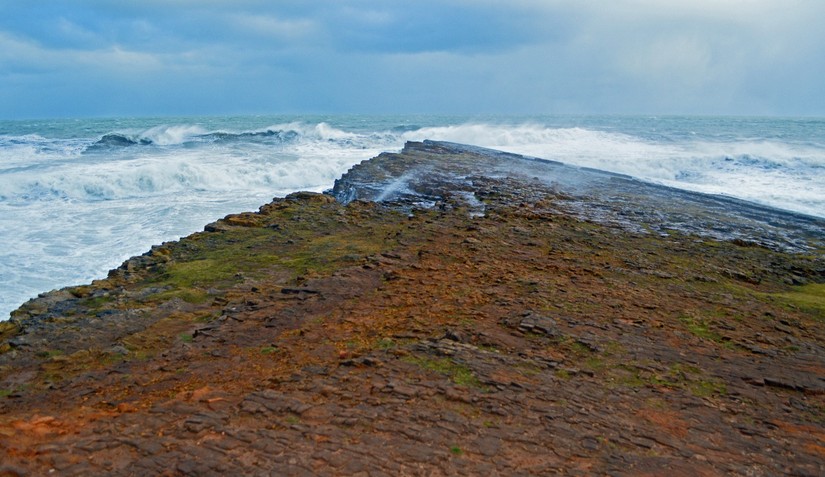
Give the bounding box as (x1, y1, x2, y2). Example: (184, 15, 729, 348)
(1, 115, 824, 319)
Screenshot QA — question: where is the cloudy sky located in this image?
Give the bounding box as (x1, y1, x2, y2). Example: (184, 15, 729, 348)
(1, 0, 823, 118)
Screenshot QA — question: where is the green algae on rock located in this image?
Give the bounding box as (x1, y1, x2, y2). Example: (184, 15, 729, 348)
(1, 141, 823, 476)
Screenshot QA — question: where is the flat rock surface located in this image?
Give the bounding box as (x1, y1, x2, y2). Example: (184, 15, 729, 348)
(1, 141, 824, 476)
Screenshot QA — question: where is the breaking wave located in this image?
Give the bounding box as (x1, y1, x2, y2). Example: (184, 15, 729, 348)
(2, 115, 825, 321)
(5, 120, 825, 217)
(84, 122, 368, 151)
(397, 123, 825, 218)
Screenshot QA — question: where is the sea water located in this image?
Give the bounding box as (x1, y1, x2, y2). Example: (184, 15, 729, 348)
(1, 115, 824, 319)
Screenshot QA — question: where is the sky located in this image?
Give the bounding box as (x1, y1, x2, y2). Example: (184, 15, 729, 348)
(1, 0, 824, 118)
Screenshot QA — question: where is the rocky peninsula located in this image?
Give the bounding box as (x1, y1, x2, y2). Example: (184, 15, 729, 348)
(1, 141, 824, 476)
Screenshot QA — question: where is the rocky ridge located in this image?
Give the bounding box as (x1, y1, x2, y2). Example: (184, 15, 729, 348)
(1, 141, 824, 476)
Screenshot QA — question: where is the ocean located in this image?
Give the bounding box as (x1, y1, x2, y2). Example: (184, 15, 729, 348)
(1, 115, 824, 320)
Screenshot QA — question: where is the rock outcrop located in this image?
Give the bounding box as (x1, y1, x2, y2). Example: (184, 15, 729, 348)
(1, 141, 823, 476)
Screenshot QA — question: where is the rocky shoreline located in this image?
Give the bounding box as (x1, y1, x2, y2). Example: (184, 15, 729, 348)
(1, 141, 824, 476)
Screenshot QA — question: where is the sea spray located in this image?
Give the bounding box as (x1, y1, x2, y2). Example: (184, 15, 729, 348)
(1, 115, 824, 319)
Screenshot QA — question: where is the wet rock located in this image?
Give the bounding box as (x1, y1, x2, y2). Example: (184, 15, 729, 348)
(1, 140, 823, 477)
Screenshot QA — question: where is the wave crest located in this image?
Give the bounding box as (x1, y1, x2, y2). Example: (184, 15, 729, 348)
(7, 119, 825, 218)
(84, 122, 365, 152)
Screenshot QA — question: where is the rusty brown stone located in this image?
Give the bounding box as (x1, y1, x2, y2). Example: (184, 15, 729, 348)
(0, 141, 823, 476)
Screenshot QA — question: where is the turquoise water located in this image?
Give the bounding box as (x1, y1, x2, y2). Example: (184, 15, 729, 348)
(1, 115, 824, 319)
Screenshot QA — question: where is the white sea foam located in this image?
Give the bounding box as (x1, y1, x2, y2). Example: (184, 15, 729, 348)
(1, 116, 823, 320)
(398, 123, 825, 218)
(139, 124, 208, 145)
(1, 150, 345, 201)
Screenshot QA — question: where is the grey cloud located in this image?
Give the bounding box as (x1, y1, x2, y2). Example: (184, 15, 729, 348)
(1, 0, 823, 117)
